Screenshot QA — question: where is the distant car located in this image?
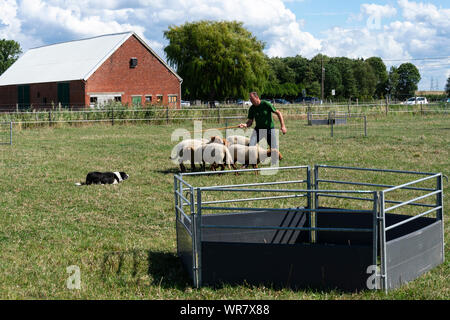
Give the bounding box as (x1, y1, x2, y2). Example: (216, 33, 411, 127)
(207, 101, 220, 108)
(273, 98, 291, 105)
(444, 98, 450, 103)
(404, 97, 428, 105)
(237, 99, 252, 106)
(180, 100, 190, 107)
(295, 96, 321, 104)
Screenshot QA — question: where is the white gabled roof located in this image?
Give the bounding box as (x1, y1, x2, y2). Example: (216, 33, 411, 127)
(0, 31, 181, 86)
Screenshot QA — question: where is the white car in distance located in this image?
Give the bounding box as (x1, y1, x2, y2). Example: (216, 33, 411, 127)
(404, 97, 428, 105)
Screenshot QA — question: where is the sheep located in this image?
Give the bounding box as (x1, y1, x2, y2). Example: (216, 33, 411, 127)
(170, 138, 208, 172)
(226, 135, 250, 146)
(170, 136, 231, 172)
(208, 135, 229, 146)
(202, 142, 235, 171)
(228, 144, 283, 171)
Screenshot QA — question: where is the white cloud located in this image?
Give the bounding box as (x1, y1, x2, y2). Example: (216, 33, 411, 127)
(398, 0, 450, 30)
(1, 0, 449, 90)
(360, 3, 397, 18)
(2, 0, 323, 59)
(19, 0, 146, 38)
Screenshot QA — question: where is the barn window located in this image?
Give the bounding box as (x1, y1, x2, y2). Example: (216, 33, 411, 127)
(132, 96, 142, 106)
(168, 95, 177, 104)
(130, 58, 138, 68)
(156, 95, 163, 104)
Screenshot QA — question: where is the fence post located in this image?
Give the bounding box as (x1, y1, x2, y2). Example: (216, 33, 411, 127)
(166, 105, 169, 124)
(10, 121, 13, 145)
(111, 108, 114, 126)
(48, 110, 52, 127)
(329, 111, 334, 137)
(385, 97, 389, 116)
(217, 104, 221, 123)
(364, 115, 367, 137)
(436, 174, 444, 262)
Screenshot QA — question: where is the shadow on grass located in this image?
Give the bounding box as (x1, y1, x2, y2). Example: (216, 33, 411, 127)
(152, 167, 181, 175)
(101, 249, 191, 290)
(153, 167, 206, 175)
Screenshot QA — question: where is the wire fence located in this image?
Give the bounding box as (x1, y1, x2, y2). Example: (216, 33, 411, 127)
(0, 101, 448, 129)
(0, 122, 12, 145)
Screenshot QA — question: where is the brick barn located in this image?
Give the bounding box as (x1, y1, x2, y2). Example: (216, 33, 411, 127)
(0, 32, 182, 110)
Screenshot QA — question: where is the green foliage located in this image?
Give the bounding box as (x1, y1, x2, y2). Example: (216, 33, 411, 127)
(265, 54, 420, 102)
(395, 63, 421, 99)
(366, 57, 388, 98)
(352, 59, 377, 100)
(0, 39, 22, 75)
(164, 20, 268, 101)
(163, 21, 421, 102)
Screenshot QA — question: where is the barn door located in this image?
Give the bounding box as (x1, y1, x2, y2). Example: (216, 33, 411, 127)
(57, 82, 70, 108)
(17, 84, 30, 110)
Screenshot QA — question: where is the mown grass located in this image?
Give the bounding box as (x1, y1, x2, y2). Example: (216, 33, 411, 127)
(0, 113, 448, 299)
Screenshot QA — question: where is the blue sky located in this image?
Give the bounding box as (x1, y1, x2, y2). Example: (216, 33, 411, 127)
(0, 0, 449, 91)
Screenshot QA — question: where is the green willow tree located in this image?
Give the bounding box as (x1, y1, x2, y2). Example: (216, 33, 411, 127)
(395, 63, 421, 99)
(164, 20, 269, 101)
(366, 57, 388, 98)
(0, 39, 22, 75)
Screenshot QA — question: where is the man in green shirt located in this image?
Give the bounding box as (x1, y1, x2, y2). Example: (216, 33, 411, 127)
(239, 92, 287, 150)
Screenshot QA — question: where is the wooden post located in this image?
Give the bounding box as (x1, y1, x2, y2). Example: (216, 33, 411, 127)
(217, 104, 221, 123)
(166, 105, 169, 124)
(385, 97, 389, 116)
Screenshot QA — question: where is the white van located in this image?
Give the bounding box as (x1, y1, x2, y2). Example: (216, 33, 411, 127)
(404, 97, 428, 105)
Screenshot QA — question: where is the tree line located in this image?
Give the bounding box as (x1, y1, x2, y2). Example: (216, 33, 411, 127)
(264, 55, 422, 101)
(2, 20, 448, 103)
(164, 21, 427, 102)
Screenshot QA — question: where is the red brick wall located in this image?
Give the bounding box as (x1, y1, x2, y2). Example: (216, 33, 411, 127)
(0, 80, 85, 110)
(0, 85, 17, 110)
(86, 35, 181, 108)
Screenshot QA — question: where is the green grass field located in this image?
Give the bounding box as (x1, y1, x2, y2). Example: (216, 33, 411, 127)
(0, 114, 448, 299)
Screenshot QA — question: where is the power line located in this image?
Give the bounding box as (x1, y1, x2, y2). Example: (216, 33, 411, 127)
(381, 56, 450, 62)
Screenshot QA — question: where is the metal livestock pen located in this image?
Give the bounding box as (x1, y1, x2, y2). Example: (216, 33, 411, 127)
(174, 165, 444, 292)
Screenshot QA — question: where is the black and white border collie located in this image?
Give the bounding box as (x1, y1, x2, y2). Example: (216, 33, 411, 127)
(75, 172, 129, 186)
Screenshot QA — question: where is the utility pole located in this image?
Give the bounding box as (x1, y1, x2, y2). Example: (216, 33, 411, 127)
(321, 55, 325, 103)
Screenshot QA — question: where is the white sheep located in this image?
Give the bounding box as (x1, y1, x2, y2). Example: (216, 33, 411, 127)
(228, 144, 283, 170)
(208, 135, 230, 146)
(202, 142, 235, 171)
(170, 138, 208, 172)
(226, 135, 250, 146)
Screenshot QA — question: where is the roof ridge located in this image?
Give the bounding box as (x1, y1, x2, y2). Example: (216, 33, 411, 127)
(30, 31, 134, 50)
